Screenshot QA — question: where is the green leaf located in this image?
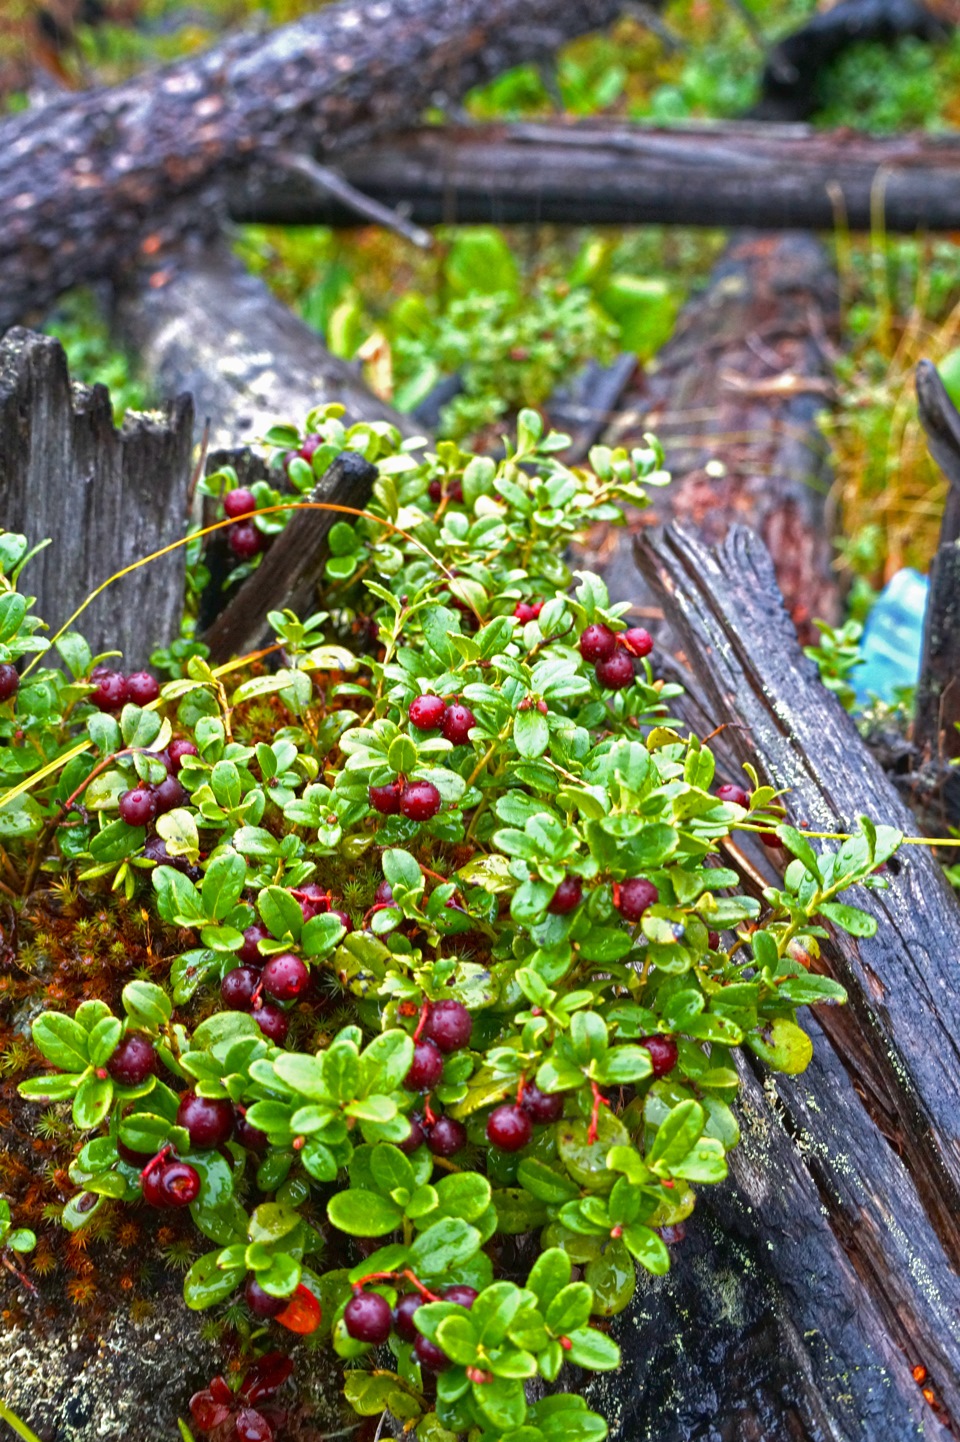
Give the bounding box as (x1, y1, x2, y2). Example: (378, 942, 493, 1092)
(747, 1018, 813, 1075)
(258, 885, 303, 941)
(563, 1326, 621, 1370)
(434, 1172, 492, 1223)
(435, 1312, 479, 1365)
(301, 912, 347, 958)
(526, 1248, 572, 1309)
(408, 1218, 482, 1277)
(817, 901, 877, 937)
(201, 852, 247, 921)
(646, 1100, 705, 1172)
(545, 1283, 592, 1336)
(89, 818, 145, 862)
(327, 1189, 404, 1236)
(248, 1202, 301, 1244)
(18, 1073, 81, 1102)
(517, 1160, 580, 1206)
(122, 981, 172, 1031)
(621, 1224, 670, 1275)
(87, 1017, 123, 1068)
(473, 1375, 527, 1430)
(72, 1074, 113, 1130)
(514, 709, 550, 759)
(0, 792, 43, 838)
(32, 1012, 89, 1072)
(183, 1249, 245, 1310)
(363, 1030, 415, 1092)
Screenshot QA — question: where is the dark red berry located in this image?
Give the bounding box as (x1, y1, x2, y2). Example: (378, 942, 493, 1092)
(90, 670, 128, 711)
(659, 1222, 687, 1245)
(107, 1034, 155, 1087)
(369, 780, 403, 815)
(409, 694, 446, 730)
(239, 922, 270, 967)
(176, 1092, 235, 1149)
(328, 908, 353, 934)
(547, 875, 582, 915)
(486, 1104, 532, 1152)
(614, 877, 659, 922)
(229, 521, 263, 561)
(221, 966, 260, 1010)
(405, 1040, 444, 1092)
(245, 1276, 286, 1318)
(759, 831, 782, 849)
(261, 954, 309, 1001)
(428, 478, 443, 503)
(414, 1333, 450, 1372)
(640, 1035, 679, 1079)
(235, 1114, 269, 1152)
(253, 1005, 289, 1045)
(579, 624, 617, 663)
(595, 651, 635, 689)
(118, 786, 158, 826)
(619, 627, 653, 658)
(399, 1115, 425, 1154)
(298, 434, 322, 463)
(117, 1138, 152, 1167)
(394, 1292, 422, 1342)
(707, 930, 721, 950)
(344, 1291, 393, 1344)
(294, 883, 328, 921)
(124, 671, 160, 705)
(0, 664, 19, 701)
(423, 1000, 472, 1054)
(513, 601, 543, 624)
(373, 881, 394, 907)
(441, 703, 476, 746)
(224, 487, 257, 519)
(235, 1409, 273, 1442)
(400, 781, 442, 822)
(520, 1082, 565, 1124)
(443, 1285, 478, 1308)
(425, 1116, 466, 1157)
(716, 784, 749, 808)
(167, 738, 199, 772)
(153, 774, 187, 814)
(147, 1160, 201, 1208)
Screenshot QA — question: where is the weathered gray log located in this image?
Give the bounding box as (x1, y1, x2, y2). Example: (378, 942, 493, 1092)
(201, 449, 378, 662)
(231, 118, 960, 233)
(914, 358, 960, 765)
(567, 521, 960, 1441)
(590, 231, 839, 647)
(112, 244, 411, 448)
(0, 0, 628, 331)
(0, 327, 193, 669)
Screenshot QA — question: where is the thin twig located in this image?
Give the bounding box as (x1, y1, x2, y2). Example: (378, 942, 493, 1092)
(275, 150, 434, 250)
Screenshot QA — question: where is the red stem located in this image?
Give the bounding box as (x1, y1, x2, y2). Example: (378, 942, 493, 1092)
(587, 1081, 610, 1146)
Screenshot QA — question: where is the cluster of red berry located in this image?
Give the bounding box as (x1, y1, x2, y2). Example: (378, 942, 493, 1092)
(222, 487, 266, 561)
(89, 665, 161, 712)
(579, 622, 653, 689)
(368, 697, 478, 821)
(117, 737, 197, 827)
(0, 663, 20, 702)
(344, 1279, 478, 1370)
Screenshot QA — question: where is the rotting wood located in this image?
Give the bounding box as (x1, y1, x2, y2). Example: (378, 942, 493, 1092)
(201, 449, 378, 663)
(0, 327, 193, 669)
(914, 357, 960, 765)
(231, 117, 960, 233)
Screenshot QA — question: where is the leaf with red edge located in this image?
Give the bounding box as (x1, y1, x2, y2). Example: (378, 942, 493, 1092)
(188, 1389, 231, 1432)
(234, 1409, 274, 1442)
(240, 1352, 295, 1405)
(274, 1284, 322, 1335)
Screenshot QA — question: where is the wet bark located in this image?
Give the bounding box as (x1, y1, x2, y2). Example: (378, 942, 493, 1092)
(914, 358, 960, 768)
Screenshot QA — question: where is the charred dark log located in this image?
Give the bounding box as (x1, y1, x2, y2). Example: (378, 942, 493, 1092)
(0, 327, 193, 669)
(914, 358, 960, 769)
(590, 231, 839, 647)
(0, 0, 627, 330)
(231, 118, 960, 234)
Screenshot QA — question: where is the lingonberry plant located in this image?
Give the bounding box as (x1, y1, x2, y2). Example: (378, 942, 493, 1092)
(0, 408, 901, 1442)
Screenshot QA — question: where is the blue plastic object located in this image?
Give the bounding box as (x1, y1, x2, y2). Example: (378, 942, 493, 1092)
(853, 568, 928, 706)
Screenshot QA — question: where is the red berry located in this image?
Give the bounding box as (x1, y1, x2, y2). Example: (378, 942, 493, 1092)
(176, 1092, 235, 1149)
(298, 434, 322, 463)
(117, 1138, 152, 1167)
(294, 883, 328, 921)
(224, 487, 257, 519)
(369, 780, 403, 815)
(399, 1115, 425, 1154)
(253, 1005, 289, 1045)
(153, 774, 187, 814)
(423, 1000, 472, 1054)
(614, 877, 659, 922)
(221, 966, 260, 1010)
(707, 930, 721, 950)
(425, 1116, 466, 1157)
(167, 739, 199, 772)
(409, 694, 446, 730)
(124, 671, 160, 705)
(428, 478, 443, 503)
(619, 627, 653, 658)
(760, 831, 782, 849)
(328, 908, 353, 933)
(344, 1291, 393, 1344)
(716, 784, 749, 808)
(441, 703, 476, 746)
(235, 1114, 269, 1151)
(239, 922, 270, 967)
(414, 1333, 450, 1372)
(595, 651, 635, 689)
(579, 624, 616, 663)
(400, 781, 442, 822)
(245, 1276, 286, 1318)
(520, 1083, 565, 1124)
(659, 1222, 687, 1245)
(405, 1039, 444, 1092)
(235, 1409, 273, 1442)
(513, 601, 543, 623)
(373, 880, 394, 906)
(107, 1034, 155, 1087)
(118, 786, 158, 826)
(229, 521, 263, 560)
(90, 670, 128, 711)
(640, 1035, 679, 1079)
(0, 664, 19, 701)
(394, 1292, 422, 1342)
(547, 875, 582, 915)
(443, 1285, 478, 1308)
(486, 1103, 532, 1152)
(155, 1160, 201, 1207)
(261, 954, 309, 1001)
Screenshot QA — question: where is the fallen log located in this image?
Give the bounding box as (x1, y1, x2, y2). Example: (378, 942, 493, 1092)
(0, 0, 626, 330)
(582, 521, 960, 1440)
(914, 358, 960, 765)
(0, 327, 193, 669)
(231, 117, 960, 233)
(588, 230, 839, 646)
